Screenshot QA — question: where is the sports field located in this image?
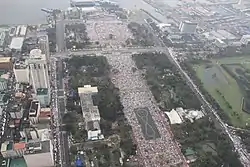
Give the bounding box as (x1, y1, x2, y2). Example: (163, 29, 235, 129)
(193, 57, 250, 128)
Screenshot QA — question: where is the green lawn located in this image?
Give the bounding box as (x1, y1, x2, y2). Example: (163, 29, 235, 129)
(193, 57, 250, 128)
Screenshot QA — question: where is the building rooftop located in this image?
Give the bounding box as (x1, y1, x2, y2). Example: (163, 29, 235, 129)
(37, 129, 50, 141)
(9, 37, 24, 50)
(29, 101, 39, 117)
(0, 57, 11, 63)
(165, 109, 183, 124)
(78, 85, 98, 94)
(36, 88, 48, 96)
(14, 61, 28, 69)
(10, 158, 27, 167)
(1, 142, 8, 152)
(13, 142, 26, 149)
(24, 141, 53, 167)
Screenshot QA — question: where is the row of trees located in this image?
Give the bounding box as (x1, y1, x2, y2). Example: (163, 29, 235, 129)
(133, 52, 201, 110)
(173, 117, 243, 167)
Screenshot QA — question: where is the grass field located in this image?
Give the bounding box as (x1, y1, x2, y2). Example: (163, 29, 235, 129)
(193, 57, 250, 128)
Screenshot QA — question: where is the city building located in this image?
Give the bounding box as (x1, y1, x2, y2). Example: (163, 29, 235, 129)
(0, 78, 7, 91)
(66, 7, 81, 19)
(0, 93, 6, 106)
(233, 0, 250, 11)
(28, 49, 49, 93)
(70, 0, 96, 7)
(29, 100, 40, 124)
(9, 27, 16, 37)
(24, 140, 54, 167)
(165, 109, 183, 125)
(179, 21, 198, 34)
(35, 88, 50, 107)
(0, 57, 12, 70)
(1, 141, 26, 158)
(24, 128, 54, 167)
(78, 85, 103, 140)
(9, 37, 24, 51)
(14, 61, 30, 83)
(240, 35, 250, 53)
(204, 30, 238, 42)
(39, 108, 51, 123)
(0, 28, 7, 51)
(9, 105, 23, 119)
(240, 35, 250, 45)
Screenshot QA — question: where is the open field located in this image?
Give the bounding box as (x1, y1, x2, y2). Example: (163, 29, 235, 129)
(193, 57, 250, 128)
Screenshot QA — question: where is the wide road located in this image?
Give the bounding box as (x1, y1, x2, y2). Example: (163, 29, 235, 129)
(54, 46, 164, 58)
(55, 59, 70, 167)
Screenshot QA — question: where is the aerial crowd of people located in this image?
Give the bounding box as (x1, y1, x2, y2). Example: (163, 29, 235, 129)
(105, 53, 187, 167)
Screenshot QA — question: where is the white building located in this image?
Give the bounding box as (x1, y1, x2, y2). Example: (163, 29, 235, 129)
(241, 35, 250, 45)
(9, 37, 24, 51)
(78, 85, 103, 140)
(165, 109, 183, 124)
(28, 49, 49, 93)
(179, 21, 198, 34)
(14, 61, 30, 83)
(70, 0, 96, 7)
(29, 100, 41, 124)
(19, 25, 27, 37)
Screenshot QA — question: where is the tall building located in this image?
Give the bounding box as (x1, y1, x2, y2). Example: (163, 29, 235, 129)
(78, 85, 103, 141)
(29, 100, 40, 124)
(179, 21, 198, 34)
(28, 49, 49, 93)
(14, 61, 30, 83)
(38, 35, 50, 64)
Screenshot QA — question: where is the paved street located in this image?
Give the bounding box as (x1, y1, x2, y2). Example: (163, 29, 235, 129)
(54, 46, 165, 59)
(50, 58, 70, 167)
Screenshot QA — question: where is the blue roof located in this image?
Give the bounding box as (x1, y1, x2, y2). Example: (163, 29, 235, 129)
(75, 158, 84, 167)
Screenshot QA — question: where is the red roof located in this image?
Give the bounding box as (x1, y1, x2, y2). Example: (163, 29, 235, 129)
(14, 142, 26, 149)
(39, 111, 50, 118)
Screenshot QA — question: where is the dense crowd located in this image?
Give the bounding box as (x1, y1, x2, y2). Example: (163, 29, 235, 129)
(86, 13, 133, 48)
(105, 53, 187, 167)
(50, 58, 63, 165)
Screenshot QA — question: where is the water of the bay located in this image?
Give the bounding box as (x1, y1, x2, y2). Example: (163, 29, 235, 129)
(0, 0, 174, 25)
